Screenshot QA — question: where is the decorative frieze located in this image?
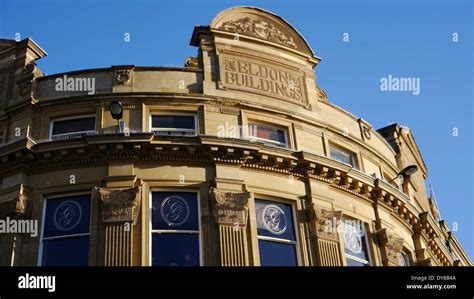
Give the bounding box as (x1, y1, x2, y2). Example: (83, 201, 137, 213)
(114, 69, 133, 86)
(93, 186, 141, 224)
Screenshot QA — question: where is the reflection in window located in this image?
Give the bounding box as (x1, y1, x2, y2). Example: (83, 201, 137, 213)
(151, 114, 196, 136)
(341, 218, 371, 266)
(248, 122, 288, 148)
(40, 194, 91, 266)
(50, 116, 95, 140)
(151, 192, 200, 266)
(256, 199, 297, 266)
(330, 145, 357, 168)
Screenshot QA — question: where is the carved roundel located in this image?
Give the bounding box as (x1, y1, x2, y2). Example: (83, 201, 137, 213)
(344, 229, 362, 254)
(160, 196, 190, 226)
(262, 204, 287, 235)
(53, 200, 82, 232)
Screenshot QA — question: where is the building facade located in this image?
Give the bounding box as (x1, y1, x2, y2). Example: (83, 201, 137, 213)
(0, 6, 471, 266)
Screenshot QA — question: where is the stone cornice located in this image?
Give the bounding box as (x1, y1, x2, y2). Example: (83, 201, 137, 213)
(0, 134, 466, 265)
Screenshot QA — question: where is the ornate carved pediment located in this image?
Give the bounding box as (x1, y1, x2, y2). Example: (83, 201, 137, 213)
(307, 203, 342, 241)
(94, 186, 141, 223)
(218, 17, 297, 49)
(210, 7, 313, 56)
(210, 187, 251, 226)
(0, 185, 28, 219)
(377, 228, 405, 266)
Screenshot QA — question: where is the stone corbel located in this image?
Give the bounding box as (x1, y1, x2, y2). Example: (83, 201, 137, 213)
(307, 203, 342, 242)
(209, 187, 251, 227)
(93, 186, 141, 224)
(377, 228, 405, 266)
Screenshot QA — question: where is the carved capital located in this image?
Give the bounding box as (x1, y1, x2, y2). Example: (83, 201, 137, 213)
(378, 228, 405, 266)
(0, 185, 28, 219)
(307, 203, 342, 242)
(210, 188, 251, 227)
(94, 186, 141, 223)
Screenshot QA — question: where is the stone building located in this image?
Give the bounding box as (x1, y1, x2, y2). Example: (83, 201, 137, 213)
(0, 6, 470, 266)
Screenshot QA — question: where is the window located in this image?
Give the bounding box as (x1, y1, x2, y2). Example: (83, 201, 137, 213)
(255, 199, 298, 266)
(50, 116, 95, 140)
(248, 122, 288, 148)
(330, 145, 357, 168)
(151, 114, 197, 136)
(341, 218, 371, 266)
(39, 194, 91, 266)
(399, 250, 411, 266)
(150, 192, 200, 266)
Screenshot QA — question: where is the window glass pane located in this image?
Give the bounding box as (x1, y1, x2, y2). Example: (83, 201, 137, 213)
(330, 147, 355, 167)
(43, 194, 91, 238)
(151, 115, 195, 130)
(152, 233, 199, 266)
(151, 192, 199, 231)
(258, 240, 297, 266)
(52, 117, 95, 135)
(256, 200, 295, 241)
(250, 124, 286, 144)
(41, 236, 89, 266)
(341, 219, 370, 262)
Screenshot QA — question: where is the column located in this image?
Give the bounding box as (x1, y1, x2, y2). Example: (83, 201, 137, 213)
(93, 186, 141, 266)
(209, 187, 251, 266)
(0, 185, 28, 266)
(307, 203, 343, 266)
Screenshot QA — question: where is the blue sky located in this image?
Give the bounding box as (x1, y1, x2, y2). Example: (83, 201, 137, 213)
(1, 0, 473, 259)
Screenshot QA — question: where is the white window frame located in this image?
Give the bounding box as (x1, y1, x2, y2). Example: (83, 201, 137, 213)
(341, 219, 373, 266)
(248, 121, 289, 149)
(329, 145, 358, 168)
(49, 114, 96, 140)
(37, 192, 92, 266)
(149, 112, 198, 136)
(255, 198, 301, 266)
(149, 190, 202, 266)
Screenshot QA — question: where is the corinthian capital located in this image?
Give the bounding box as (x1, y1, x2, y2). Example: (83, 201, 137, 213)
(209, 187, 251, 227)
(0, 185, 28, 219)
(307, 203, 342, 241)
(377, 228, 405, 266)
(93, 186, 141, 223)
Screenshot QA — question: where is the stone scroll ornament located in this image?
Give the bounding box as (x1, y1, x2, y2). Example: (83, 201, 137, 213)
(93, 186, 141, 224)
(209, 188, 251, 227)
(218, 17, 297, 49)
(378, 228, 405, 266)
(307, 203, 342, 242)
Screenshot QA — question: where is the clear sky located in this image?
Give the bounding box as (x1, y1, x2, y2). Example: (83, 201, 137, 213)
(1, 0, 472, 259)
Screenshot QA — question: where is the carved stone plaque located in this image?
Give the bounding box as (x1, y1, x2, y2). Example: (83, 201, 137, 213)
(217, 51, 308, 107)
